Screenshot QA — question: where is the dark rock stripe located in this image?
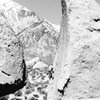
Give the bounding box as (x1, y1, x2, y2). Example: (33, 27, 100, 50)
(0, 59, 26, 97)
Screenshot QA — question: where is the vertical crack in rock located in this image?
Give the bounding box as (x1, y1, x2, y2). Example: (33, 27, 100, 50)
(58, 78, 71, 96)
(47, 0, 69, 100)
(49, 0, 100, 100)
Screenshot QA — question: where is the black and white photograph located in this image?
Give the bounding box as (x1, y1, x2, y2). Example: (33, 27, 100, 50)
(0, 0, 100, 100)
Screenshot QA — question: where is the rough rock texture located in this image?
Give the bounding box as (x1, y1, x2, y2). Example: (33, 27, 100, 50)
(47, 0, 68, 99)
(48, 0, 100, 100)
(0, 0, 59, 98)
(0, 15, 26, 96)
(0, 0, 59, 66)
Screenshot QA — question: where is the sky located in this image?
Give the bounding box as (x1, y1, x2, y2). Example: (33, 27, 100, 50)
(96, 0, 100, 5)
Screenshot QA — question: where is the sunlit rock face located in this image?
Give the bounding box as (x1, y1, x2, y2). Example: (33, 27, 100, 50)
(0, 0, 59, 66)
(0, 0, 59, 98)
(64, 0, 100, 99)
(0, 9, 26, 96)
(49, 0, 100, 100)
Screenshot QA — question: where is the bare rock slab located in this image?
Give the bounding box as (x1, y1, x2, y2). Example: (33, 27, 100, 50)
(0, 2, 27, 96)
(48, 0, 100, 100)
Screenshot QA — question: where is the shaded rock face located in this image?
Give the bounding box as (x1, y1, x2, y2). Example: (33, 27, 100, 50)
(51, 0, 100, 100)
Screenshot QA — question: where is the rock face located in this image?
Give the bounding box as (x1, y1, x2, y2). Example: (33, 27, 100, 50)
(0, 18, 26, 96)
(0, 0, 59, 97)
(0, 0, 59, 66)
(48, 0, 100, 100)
